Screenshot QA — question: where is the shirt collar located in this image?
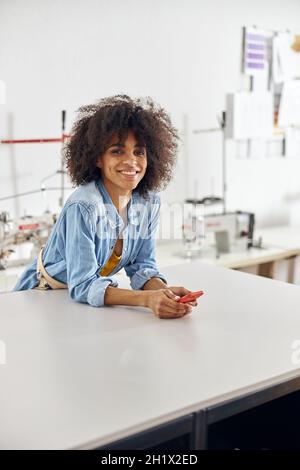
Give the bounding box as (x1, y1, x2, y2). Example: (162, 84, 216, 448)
(96, 178, 139, 228)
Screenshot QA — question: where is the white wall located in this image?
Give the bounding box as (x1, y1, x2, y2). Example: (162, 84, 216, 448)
(1, 0, 300, 228)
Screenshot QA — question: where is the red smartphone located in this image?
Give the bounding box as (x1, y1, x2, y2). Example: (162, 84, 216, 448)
(177, 290, 204, 303)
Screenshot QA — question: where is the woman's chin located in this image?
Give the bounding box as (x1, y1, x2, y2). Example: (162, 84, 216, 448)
(117, 176, 141, 190)
(117, 180, 138, 192)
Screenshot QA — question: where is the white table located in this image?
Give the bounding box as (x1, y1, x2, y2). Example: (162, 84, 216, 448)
(255, 225, 300, 282)
(1, 262, 300, 449)
(156, 240, 290, 270)
(2, 225, 300, 294)
(256, 225, 300, 252)
(156, 225, 300, 283)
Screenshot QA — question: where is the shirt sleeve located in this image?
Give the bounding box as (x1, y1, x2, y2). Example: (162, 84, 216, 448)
(124, 195, 167, 290)
(63, 203, 118, 307)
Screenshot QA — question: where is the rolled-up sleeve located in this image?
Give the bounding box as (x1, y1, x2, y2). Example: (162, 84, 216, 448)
(124, 195, 167, 290)
(63, 203, 118, 307)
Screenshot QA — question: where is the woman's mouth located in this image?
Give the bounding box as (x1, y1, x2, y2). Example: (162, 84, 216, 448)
(118, 170, 140, 180)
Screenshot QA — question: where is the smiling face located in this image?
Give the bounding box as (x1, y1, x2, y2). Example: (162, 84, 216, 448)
(96, 130, 147, 199)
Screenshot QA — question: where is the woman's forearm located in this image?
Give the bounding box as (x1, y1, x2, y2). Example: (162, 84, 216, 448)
(142, 277, 168, 290)
(104, 286, 149, 307)
(104, 277, 167, 307)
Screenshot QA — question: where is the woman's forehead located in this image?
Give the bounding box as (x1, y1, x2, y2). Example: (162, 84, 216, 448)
(108, 130, 146, 147)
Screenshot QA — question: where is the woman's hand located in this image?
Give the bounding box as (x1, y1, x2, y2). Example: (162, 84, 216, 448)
(167, 286, 198, 307)
(145, 288, 194, 319)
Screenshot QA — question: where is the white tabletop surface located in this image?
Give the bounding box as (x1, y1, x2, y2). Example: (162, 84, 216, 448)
(155, 225, 300, 270)
(1, 262, 300, 449)
(2, 225, 300, 295)
(155, 241, 290, 270)
(256, 225, 300, 252)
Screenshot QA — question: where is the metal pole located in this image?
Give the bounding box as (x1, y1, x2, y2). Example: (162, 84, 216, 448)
(222, 128, 227, 214)
(60, 110, 66, 208)
(193, 111, 227, 213)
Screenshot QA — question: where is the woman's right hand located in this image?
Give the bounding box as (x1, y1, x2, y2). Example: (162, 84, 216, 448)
(145, 288, 193, 319)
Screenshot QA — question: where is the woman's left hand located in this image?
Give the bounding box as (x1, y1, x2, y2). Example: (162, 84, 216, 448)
(167, 286, 198, 307)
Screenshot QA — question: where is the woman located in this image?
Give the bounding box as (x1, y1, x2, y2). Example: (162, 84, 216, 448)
(14, 95, 197, 319)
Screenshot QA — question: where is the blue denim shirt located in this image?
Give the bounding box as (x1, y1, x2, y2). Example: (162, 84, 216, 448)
(13, 178, 167, 307)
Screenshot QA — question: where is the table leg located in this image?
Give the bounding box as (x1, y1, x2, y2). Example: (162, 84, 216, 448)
(287, 256, 296, 284)
(191, 410, 208, 450)
(258, 261, 275, 279)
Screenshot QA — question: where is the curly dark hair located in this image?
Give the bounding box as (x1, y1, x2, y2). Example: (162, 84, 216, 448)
(64, 95, 179, 198)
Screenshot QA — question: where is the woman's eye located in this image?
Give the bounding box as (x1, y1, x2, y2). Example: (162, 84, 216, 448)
(110, 148, 146, 156)
(134, 149, 146, 157)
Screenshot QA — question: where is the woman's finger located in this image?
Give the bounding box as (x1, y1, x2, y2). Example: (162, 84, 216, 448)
(186, 301, 197, 307)
(163, 297, 191, 312)
(169, 286, 190, 297)
(157, 308, 189, 319)
(164, 289, 196, 309)
(164, 289, 180, 301)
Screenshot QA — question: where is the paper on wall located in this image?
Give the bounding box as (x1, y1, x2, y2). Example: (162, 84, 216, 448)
(242, 27, 273, 77)
(278, 80, 300, 127)
(226, 92, 273, 140)
(248, 139, 267, 159)
(273, 33, 300, 84)
(284, 127, 300, 158)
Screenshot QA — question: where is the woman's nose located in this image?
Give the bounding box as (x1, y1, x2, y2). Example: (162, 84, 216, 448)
(123, 151, 138, 162)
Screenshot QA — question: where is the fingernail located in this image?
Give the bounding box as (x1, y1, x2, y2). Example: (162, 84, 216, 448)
(175, 296, 180, 300)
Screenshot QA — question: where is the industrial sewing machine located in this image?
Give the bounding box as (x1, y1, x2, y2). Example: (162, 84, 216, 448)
(181, 202, 255, 258)
(203, 211, 255, 253)
(0, 211, 56, 269)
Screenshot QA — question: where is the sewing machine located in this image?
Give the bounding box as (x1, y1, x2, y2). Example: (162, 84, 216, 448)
(181, 208, 255, 257)
(0, 211, 56, 269)
(204, 211, 255, 253)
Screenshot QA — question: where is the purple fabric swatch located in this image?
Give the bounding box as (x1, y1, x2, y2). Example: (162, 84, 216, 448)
(247, 33, 266, 42)
(247, 53, 265, 60)
(247, 43, 265, 51)
(246, 62, 264, 69)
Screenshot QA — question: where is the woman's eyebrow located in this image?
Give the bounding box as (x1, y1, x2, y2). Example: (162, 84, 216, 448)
(108, 143, 145, 148)
(108, 143, 123, 148)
